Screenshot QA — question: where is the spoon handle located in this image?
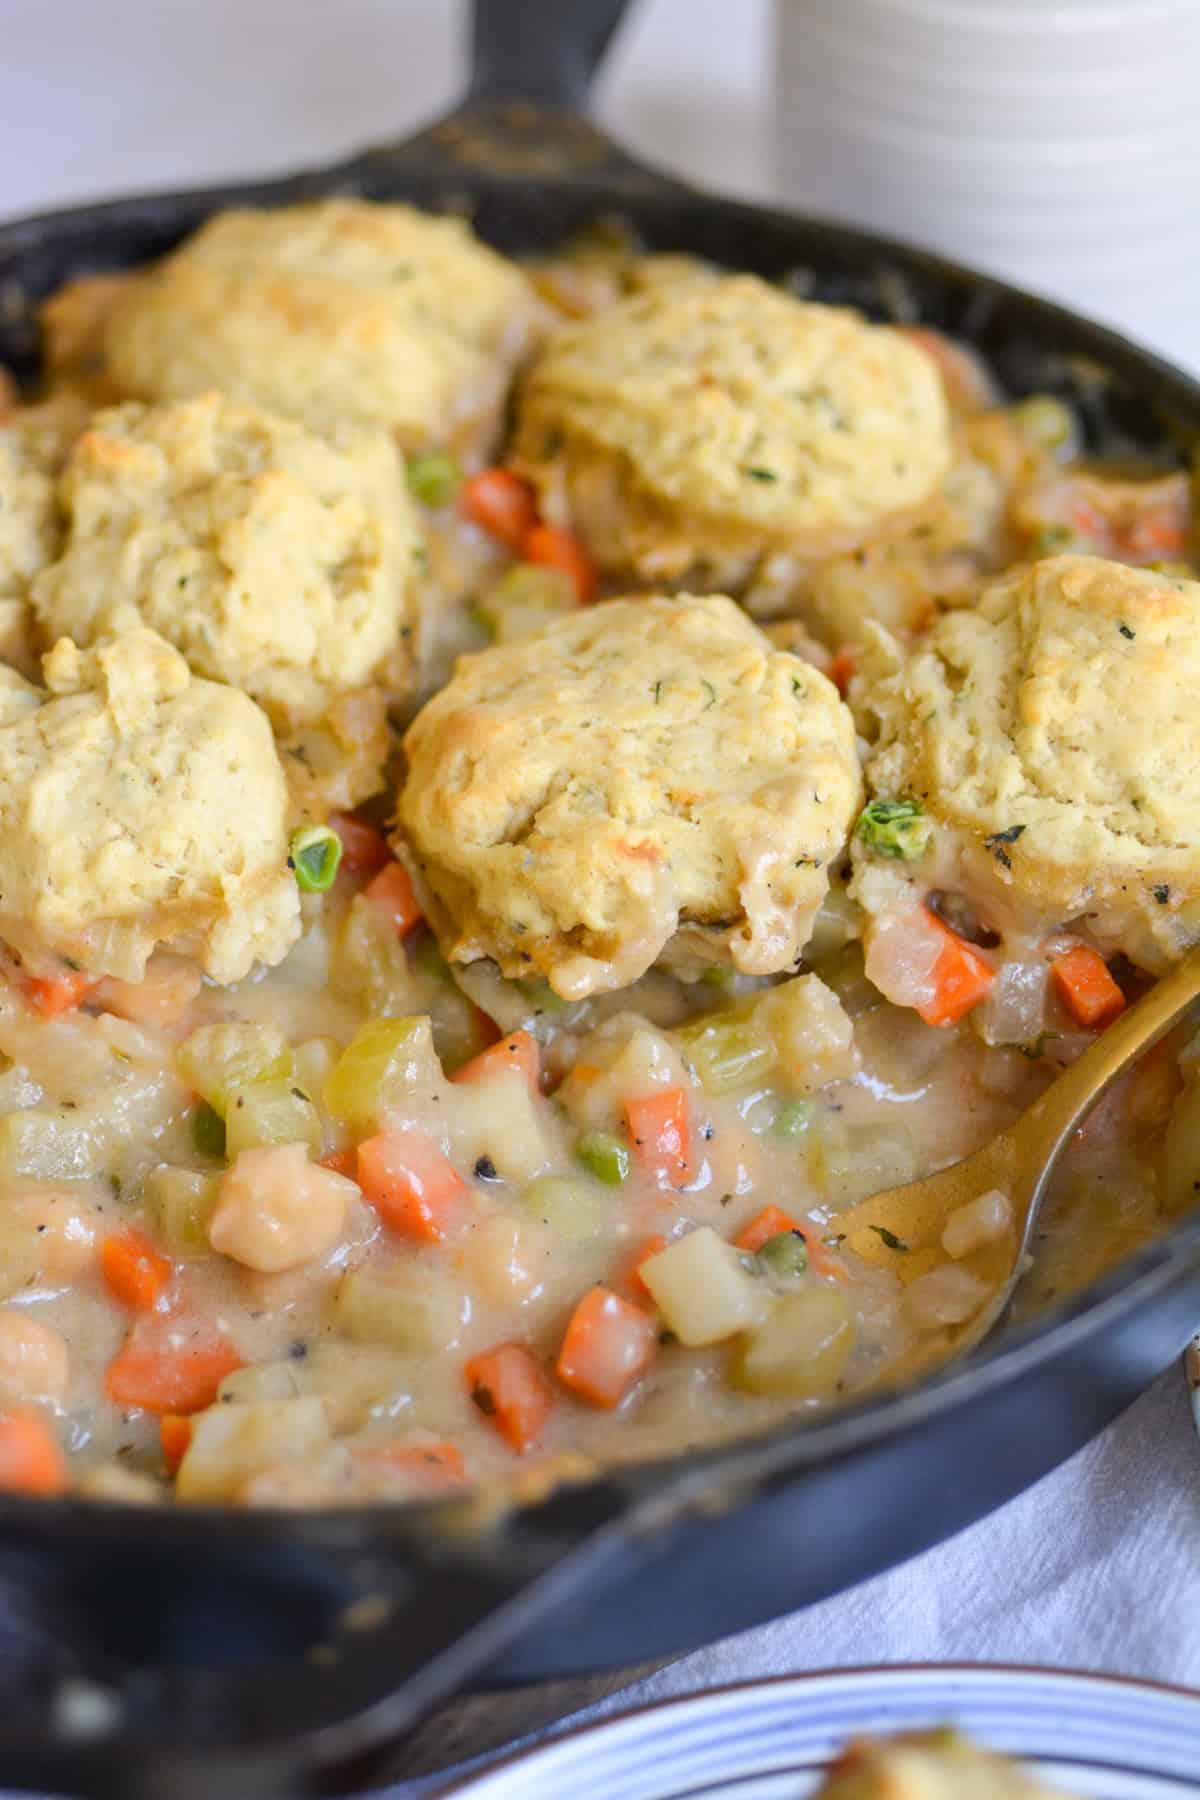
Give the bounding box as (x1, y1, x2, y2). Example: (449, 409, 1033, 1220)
(1012, 940, 1200, 1211)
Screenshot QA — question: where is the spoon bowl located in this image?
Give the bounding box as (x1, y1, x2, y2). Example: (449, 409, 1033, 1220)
(836, 940, 1200, 1369)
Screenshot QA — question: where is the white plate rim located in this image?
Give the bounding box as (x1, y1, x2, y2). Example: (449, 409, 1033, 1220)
(434, 1663, 1200, 1798)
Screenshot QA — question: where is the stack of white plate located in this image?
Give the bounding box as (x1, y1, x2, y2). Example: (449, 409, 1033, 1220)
(772, 0, 1200, 371)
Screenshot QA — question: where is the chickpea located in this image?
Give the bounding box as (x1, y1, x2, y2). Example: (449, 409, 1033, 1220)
(0, 1310, 69, 1405)
(209, 1144, 353, 1273)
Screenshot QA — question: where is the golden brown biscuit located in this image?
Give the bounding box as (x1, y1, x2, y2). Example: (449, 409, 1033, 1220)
(400, 594, 861, 998)
(102, 200, 540, 458)
(0, 629, 299, 983)
(512, 275, 951, 593)
(32, 391, 421, 733)
(817, 1729, 1065, 1800)
(0, 395, 89, 600)
(850, 554, 1200, 971)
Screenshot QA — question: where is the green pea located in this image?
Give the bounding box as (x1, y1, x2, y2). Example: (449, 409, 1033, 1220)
(757, 1230, 809, 1278)
(289, 825, 343, 894)
(406, 450, 462, 508)
(575, 1130, 630, 1185)
(191, 1100, 227, 1160)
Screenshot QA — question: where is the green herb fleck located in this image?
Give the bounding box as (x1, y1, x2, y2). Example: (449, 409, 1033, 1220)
(855, 797, 931, 862)
(652, 680, 664, 703)
(288, 824, 343, 894)
(869, 1225, 909, 1252)
(743, 466, 778, 482)
(1119, 622, 1136, 640)
(701, 679, 717, 710)
(192, 1100, 227, 1159)
(1153, 883, 1171, 905)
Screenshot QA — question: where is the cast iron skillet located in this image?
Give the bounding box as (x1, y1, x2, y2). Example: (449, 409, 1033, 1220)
(2, 5, 1200, 1795)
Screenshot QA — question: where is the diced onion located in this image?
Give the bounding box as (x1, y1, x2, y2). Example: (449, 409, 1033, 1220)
(903, 1264, 991, 1330)
(941, 1189, 1012, 1259)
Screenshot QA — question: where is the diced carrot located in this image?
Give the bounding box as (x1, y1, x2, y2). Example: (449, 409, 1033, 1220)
(23, 971, 93, 1019)
(105, 1316, 242, 1415)
(364, 861, 423, 937)
(356, 1127, 466, 1242)
(1121, 498, 1190, 560)
(353, 1440, 465, 1491)
(329, 812, 391, 873)
(916, 910, 996, 1028)
(828, 646, 857, 696)
(556, 1286, 657, 1410)
(465, 1343, 554, 1453)
(0, 1410, 66, 1496)
(460, 468, 538, 551)
(522, 522, 596, 602)
(735, 1205, 801, 1254)
(623, 1086, 692, 1185)
(160, 1414, 193, 1475)
(318, 1149, 358, 1179)
(450, 1029, 540, 1097)
(101, 1227, 173, 1312)
(735, 1205, 845, 1281)
(1051, 945, 1126, 1029)
(625, 1233, 668, 1298)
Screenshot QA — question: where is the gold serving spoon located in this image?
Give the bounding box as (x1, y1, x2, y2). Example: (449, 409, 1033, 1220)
(834, 940, 1200, 1373)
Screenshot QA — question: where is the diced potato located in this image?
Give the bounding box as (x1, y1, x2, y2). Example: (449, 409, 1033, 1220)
(732, 1287, 855, 1396)
(176, 1397, 331, 1502)
(755, 974, 860, 1093)
(177, 1023, 291, 1117)
(324, 1016, 444, 1133)
(143, 1165, 218, 1255)
(330, 1264, 469, 1353)
(942, 1189, 1012, 1259)
(450, 1070, 555, 1184)
(217, 1361, 303, 1406)
(840, 1122, 917, 1205)
(291, 1037, 340, 1097)
(77, 1465, 164, 1505)
(639, 1227, 765, 1346)
(300, 1342, 418, 1432)
(559, 1024, 686, 1132)
(0, 1309, 69, 1405)
(0, 1108, 105, 1180)
(335, 892, 418, 1017)
(224, 1080, 322, 1159)
(455, 1213, 550, 1308)
(0, 1180, 99, 1295)
(904, 1264, 990, 1330)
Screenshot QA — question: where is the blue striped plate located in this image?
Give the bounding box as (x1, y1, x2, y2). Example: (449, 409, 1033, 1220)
(439, 1666, 1200, 1798)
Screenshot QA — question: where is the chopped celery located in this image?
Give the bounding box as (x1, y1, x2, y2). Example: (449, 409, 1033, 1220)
(674, 1010, 775, 1095)
(518, 976, 567, 1013)
(143, 1165, 218, 1255)
(191, 1101, 226, 1160)
(177, 1023, 292, 1117)
(475, 563, 576, 637)
(855, 798, 931, 862)
(773, 1098, 817, 1141)
(575, 1130, 630, 1185)
(731, 1287, 854, 1396)
(1010, 393, 1076, 455)
(176, 1397, 330, 1502)
(323, 1016, 441, 1131)
(638, 1227, 763, 1346)
(757, 1230, 809, 1278)
(520, 1174, 606, 1241)
(406, 450, 462, 508)
(288, 824, 343, 894)
(330, 1265, 467, 1352)
(224, 1080, 322, 1159)
(414, 933, 451, 982)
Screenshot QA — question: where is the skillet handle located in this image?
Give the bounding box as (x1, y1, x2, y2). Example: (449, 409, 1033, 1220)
(469, 0, 633, 109)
